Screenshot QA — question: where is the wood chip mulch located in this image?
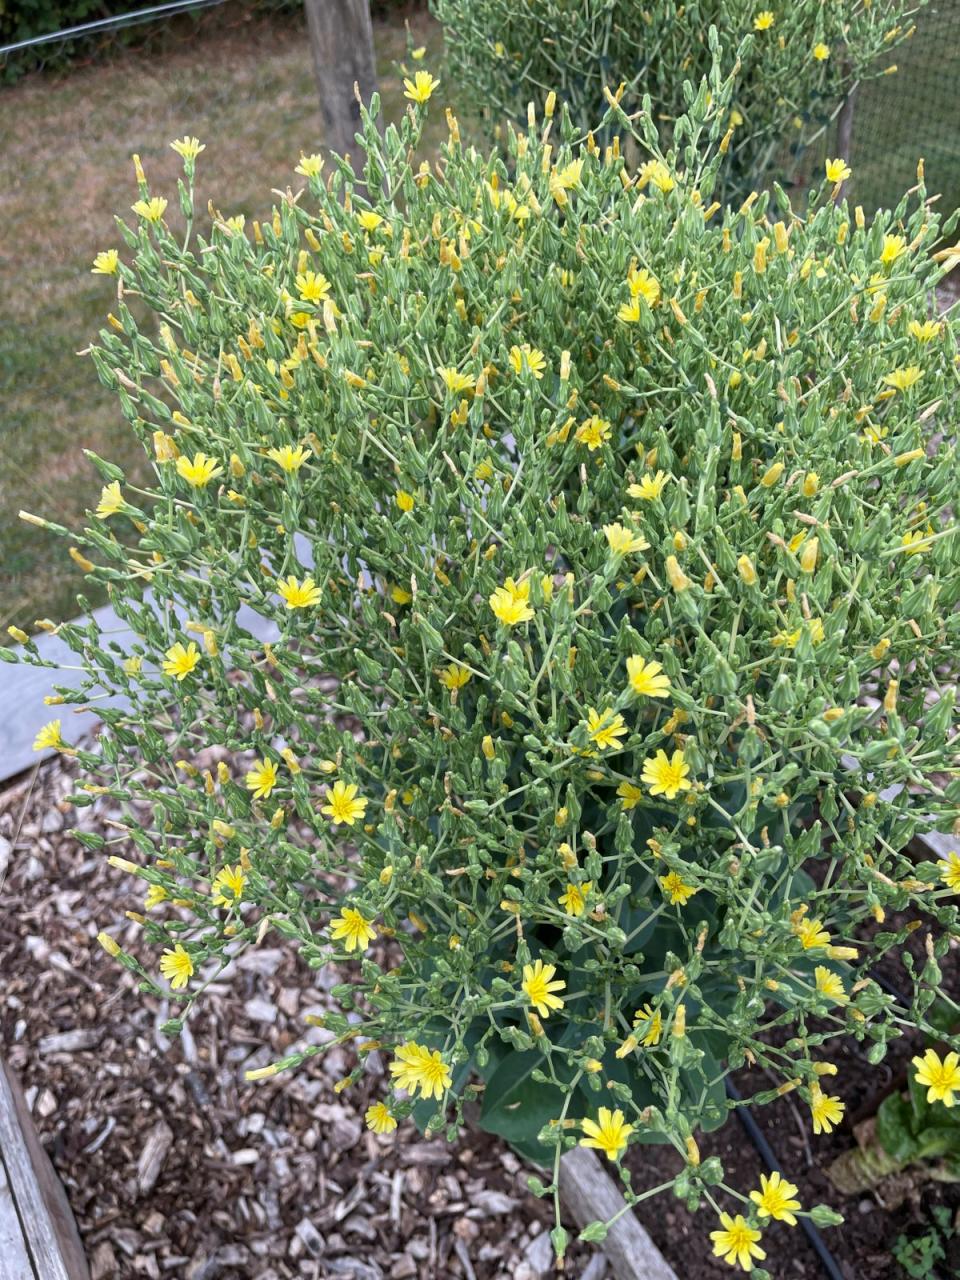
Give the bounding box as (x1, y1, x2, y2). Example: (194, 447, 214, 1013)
(0, 755, 604, 1280)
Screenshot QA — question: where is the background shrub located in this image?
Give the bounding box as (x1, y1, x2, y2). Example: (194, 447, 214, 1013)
(430, 0, 927, 201)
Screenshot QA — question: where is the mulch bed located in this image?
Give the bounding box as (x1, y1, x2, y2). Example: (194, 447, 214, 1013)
(0, 755, 600, 1280)
(2, 750, 959, 1279)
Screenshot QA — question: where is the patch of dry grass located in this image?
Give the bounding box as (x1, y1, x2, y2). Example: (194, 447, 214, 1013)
(0, 5, 447, 633)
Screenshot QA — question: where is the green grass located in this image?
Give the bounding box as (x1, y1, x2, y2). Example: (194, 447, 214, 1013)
(0, 5, 449, 635)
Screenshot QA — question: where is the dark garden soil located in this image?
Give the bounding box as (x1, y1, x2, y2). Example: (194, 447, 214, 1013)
(625, 863, 960, 1280)
(626, 1032, 960, 1280)
(3, 750, 959, 1279)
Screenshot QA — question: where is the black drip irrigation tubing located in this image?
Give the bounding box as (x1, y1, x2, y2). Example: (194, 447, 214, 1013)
(726, 1078, 846, 1280)
(726, 970, 914, 1280)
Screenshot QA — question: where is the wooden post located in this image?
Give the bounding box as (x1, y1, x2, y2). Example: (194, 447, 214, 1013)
(304, 0, 378, 165)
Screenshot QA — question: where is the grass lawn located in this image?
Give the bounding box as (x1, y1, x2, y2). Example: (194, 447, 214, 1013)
(0, 4, 449, 636)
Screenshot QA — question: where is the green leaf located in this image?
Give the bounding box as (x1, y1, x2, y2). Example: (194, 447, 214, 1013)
(876, 1092, 921, 1163)
(478, 1049, 567, 1165)
(579, 1220, 609, 1243)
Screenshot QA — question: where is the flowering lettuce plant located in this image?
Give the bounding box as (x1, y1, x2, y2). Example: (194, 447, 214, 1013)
(16, 61, 960, 1269)
(431, 0, 925, 199)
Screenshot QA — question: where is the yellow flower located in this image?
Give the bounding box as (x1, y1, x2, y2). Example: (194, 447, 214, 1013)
(391, 585, 412, 606)
(245, 757, 278, 799)
(603, 523, 649, 556)
(145, 884, 168, 910)
(938, 851, 960, 891)
(794, 916, 830, 949)
(162, 641, 201, 680)
(396, 490, 415, 512)
(753, 9, 774, 29)
(552, 158, 584, 191)
(618, 297, 645, 323)
(277, 575, 322, 609)
(628, 471, 669, 501)
(638, 159, 675, 193)
(813, 42, 830, 60)
(365, 1101, 397, 1134)
(576, 415, 612, 450)
(92, 249, 119, 275)
(880, 233, 907, 266)
(131, 196, 168, 222)
(749, 1172, 801, 1225)
(295, 153, 324, 179)
(824, 158, 851, 183)
(389, 1041, 452, 1099)
(737, 555, 758, 586)
(508, 343, 547, 379)
(913, 1049, 960, 1107)
(659, 871, 698, 906)
(521, 959, 566, 1017)
(628, 265, 661, 306)
(617, 780, 643, 810)
(626, 655, 671, 698)
(403, 70, 440, 104)
(357, 211, 384, 232)
(439, 367, 475, 394)
(901, 527, 934, 555)
(321, 780, 368, 826)
(586, 707, 628, 751)
(641, 750, 692, 800)
(267, 444, 311, 473)
(439, 662, 471, 690)
(176, 452, 223, 487)
(489, 577, 534, 626)
(212, 864, 247, 906)
(95, 481, 125, 519)
(814, 966, 848, 1003)
(33, 719, 64, 751)
(558, 881, 592, 917)
(633, 1004, 663, 1046)
(579, 1108, 634, 1162)
(883, 365, 922, 392)
(809, 1086, 845, 1134)
(170, 135, 205, 161)
(296, 270, 331, 303)
(710, 1213, 766, 1271)
(159, 944, 194, 990)
(665, 555, 691, 592)
(330, 907, 377, 953)
(909, 319, 942, 342)
(773, 618, 825, 648)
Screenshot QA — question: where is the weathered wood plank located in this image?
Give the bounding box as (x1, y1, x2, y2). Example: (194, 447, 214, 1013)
(0, 1060, 90, 1280)
(559, 1146, 677, 1280)
(0, 1157, 36, 1280)
(0, 598, 279, 783)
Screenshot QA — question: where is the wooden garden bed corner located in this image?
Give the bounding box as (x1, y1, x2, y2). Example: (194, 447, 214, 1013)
(559, 1147, 678, 1280)
(0, 1057, 90, 1280)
